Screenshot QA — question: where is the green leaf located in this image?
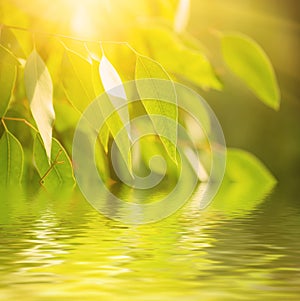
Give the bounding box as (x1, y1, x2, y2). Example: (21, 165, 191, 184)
(0, 45, 18, 117)
(0, 28, 31, 59)
(91, 58, 104, 96)
(91, 58, 110, 152)
(225, 148, 276, 184)
(99, 54, 131, 137)
(134, 26, 222, 90)
(54, 101, 81, 132)
(61, 49, 95, 112)
(98, 55, 132, 171)
(135, 55, 178, 162)
(0, 130, 24, 186)
(95, 137, 110, 183)
(61, 49, 110, 151)
(140, 136, 167, 175)
(98, 93, 133, 174)
(221, 33, 280, 110)
(139, 135, 179, 179)
(24, 50, 55, 160)
(33, 134, 75, 189)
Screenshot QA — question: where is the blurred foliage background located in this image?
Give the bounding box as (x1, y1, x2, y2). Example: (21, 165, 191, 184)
(189, 0, 300, 187)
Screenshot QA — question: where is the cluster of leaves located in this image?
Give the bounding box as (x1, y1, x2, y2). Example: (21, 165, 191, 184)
(0, 0, 279, 192)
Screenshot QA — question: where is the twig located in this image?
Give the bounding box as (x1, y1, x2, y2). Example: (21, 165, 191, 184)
(3, 116, 38, 132)
(1, 118, 9, 132)
(1, 23, 129, 45)
(39, 149, 63, 184)
(1, 23, 140, 55)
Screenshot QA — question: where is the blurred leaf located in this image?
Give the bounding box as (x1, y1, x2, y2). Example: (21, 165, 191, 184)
(134, 26, 222, 90)
(183, 111, 210, 146)
(184, 147, 208, 182)
(174, 0, 190, 33)
(33, 134, 75, 190)
(148, 0, 175, 21)
(135, 55, 178, 162)
(222, 33, 280, 110)
(178, 32, 208, 53)
(54, 101, 81, 132)
(0, 45, 18, 117)
(61, 49, 95, 112)
(225, 148, 276, 184)
(139, 135, 180, 180)
(24, 50, 55, 160)
(0, 28, 25, 58)
(0, 130, 23, 186)
(0, 28, 31, 59)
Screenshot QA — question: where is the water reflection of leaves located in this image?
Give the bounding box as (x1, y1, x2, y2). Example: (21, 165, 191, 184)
(205, 148, 276, 217)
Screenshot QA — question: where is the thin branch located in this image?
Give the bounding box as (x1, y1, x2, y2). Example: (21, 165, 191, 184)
(39, 149, 63, 184)
(3, 117, 38, 132)
(1, 23, 130, 45)
(1, 23, 142, 59)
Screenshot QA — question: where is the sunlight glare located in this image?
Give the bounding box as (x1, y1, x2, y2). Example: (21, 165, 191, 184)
(71, 4, 94, 37)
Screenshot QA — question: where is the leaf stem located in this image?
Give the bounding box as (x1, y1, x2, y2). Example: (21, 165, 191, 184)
(2, 117, 38, 132)
(1, 118, 9, 132)
(39, 149, 63, 184)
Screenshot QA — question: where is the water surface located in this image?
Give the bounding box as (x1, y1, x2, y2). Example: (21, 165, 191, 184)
(0, 184, 299, 301)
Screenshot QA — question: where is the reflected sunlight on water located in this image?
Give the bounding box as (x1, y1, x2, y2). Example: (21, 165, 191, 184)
(0, 184, 299, 301)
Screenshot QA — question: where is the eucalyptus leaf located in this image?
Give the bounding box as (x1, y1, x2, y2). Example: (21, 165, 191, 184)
(135, 26, 222, 90)
(0, 45, 18, 117)
(99, 55, 127, 100)
(24, 50, 55, 160)
(135, 55, 178, 162)
(33, 134, 75, 189)
(0, 28, 30, 58)
(99, 54, 131, 138)
(97, 93, 133, 174)
(61, 49, 95, 112)
(91, 58, 110, 152)
(0, 130, 24, 186)
(61, 49, 110, 150)
(221, 33, 280, 110)
(95, 137, 110, 183)
(98, 55, 132, 171)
